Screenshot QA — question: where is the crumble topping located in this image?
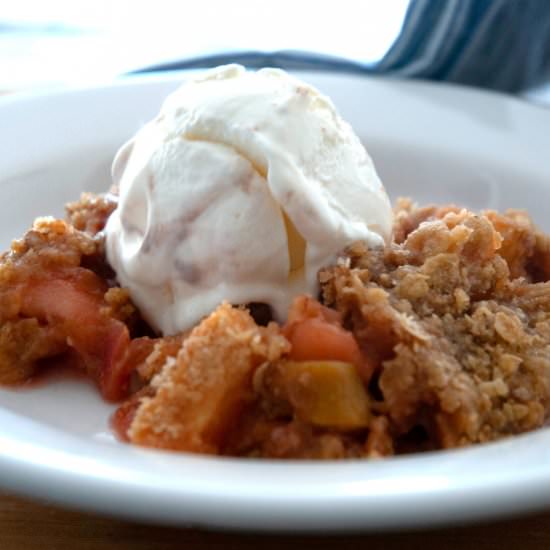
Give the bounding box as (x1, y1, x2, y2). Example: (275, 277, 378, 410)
(3, 193, 550, 459)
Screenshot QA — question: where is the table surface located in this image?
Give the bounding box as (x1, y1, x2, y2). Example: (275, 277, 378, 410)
(2, 491, 550, 549)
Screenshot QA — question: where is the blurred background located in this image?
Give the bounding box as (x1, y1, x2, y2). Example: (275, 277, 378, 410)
(1, 0, 549, 103)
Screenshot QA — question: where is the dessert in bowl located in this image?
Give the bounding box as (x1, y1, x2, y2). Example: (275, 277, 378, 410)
(2, 65, 550, 461)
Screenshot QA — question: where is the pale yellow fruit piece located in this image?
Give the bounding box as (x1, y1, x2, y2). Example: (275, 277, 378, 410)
(277, 360, 370, 430)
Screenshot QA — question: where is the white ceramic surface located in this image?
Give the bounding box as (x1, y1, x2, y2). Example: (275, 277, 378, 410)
(0, 72, 550, 532)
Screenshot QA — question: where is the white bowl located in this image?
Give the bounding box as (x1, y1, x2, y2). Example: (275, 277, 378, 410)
(1, 72, 549, 532)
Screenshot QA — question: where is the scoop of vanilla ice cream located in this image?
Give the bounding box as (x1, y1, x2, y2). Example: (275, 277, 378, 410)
(105, 64, 392, 335)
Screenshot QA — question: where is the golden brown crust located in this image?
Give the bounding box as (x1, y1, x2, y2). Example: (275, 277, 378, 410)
(65, 192, 118, 235)
(135, 334, 188, 383)
(321, 203, 550, 449)
(0, 218, 101, 383)
(128, 303, 289, 453)
(0, 217, 142, 399)
(0, 319, 67, 384)
(364, 416, 394, 458)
